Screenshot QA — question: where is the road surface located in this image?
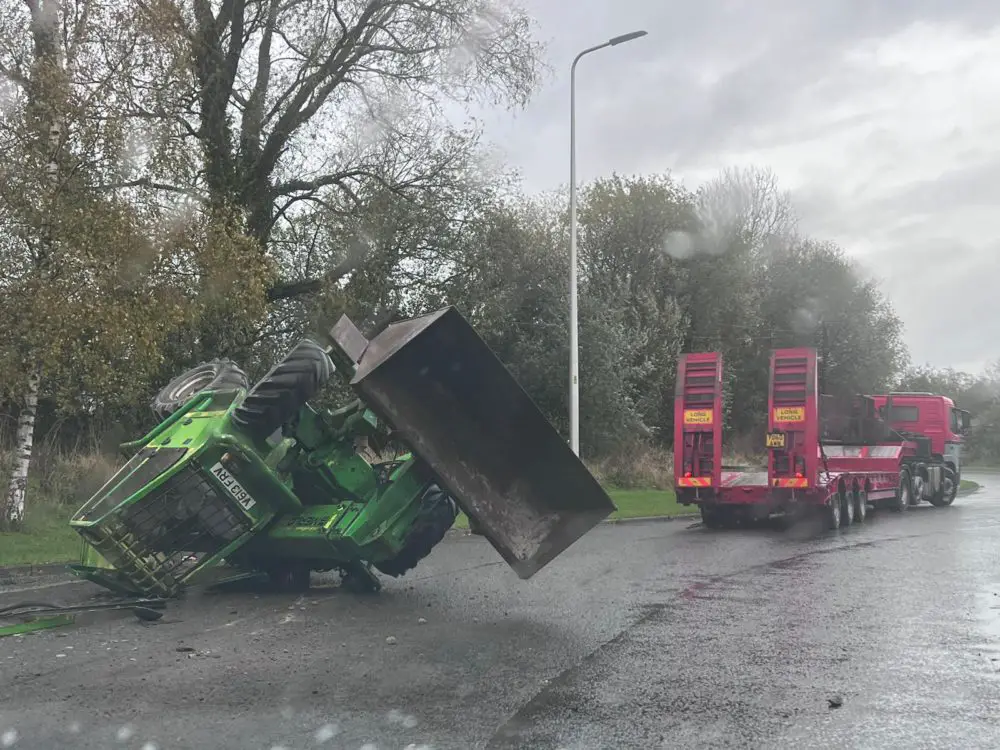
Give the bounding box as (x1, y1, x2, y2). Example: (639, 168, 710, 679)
(1, 475, 998, 749)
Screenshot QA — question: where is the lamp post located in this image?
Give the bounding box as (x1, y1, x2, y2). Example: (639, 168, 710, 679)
(568, 29, 648, 456)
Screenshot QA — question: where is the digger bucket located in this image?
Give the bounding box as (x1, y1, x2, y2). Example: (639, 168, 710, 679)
(331, 307, 616, 579)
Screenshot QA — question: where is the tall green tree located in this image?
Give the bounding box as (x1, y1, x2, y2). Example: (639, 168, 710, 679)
(102, 0, 544, 302)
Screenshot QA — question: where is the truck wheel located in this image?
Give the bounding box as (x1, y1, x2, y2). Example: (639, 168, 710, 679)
(374, 484, 459, 577)
(930, 467, 958, 507)
(891, 469, 912, 512)
(825, 495, 841, 530)
(232, 339, 333, 438)
(852, 488, 868, 522)
(151, 359, 248, 420)
(840, 491, 854, 527)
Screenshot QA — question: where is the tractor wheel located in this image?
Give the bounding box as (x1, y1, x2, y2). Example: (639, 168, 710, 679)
(374, 484, 459, 577)
(930, 467, 958, 507)
(151, 359, 248, 420)
(266, 561, 311, 593)
(467, 515, 486, 536)
(891, 468, 912, 512)
(232, 338, 333, 438)
(853, 488, 868, 522)
(840, 490, 854, 527)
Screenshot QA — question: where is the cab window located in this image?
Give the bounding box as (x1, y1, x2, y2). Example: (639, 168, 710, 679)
(888, 405, 919, 422)
(950, 409, 961, 433)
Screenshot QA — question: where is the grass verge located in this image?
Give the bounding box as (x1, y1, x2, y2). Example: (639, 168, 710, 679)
(1, 479, 983, 568)
(0, 500, 81, 568)
(452, 488, 690, 530)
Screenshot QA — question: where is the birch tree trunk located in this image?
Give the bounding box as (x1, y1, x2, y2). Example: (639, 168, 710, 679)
(3, 0, 62, 530)
(4, 369, 40, 528)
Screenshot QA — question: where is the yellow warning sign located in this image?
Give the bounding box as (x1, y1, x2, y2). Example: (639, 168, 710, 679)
(683, 409, 713, 425)
(773, 406, 805, 423)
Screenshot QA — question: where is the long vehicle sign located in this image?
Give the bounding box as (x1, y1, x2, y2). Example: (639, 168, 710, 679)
(772, 406, 805, 423)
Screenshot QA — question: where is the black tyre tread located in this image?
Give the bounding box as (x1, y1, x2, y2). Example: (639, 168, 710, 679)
(231, 339, 333, 437)
(151, 358, 249, 420)
(893, 468, 911, 512)
(700, 505, 723, 529)
(930, 466, 958, 507)
(375, 486, 459, 577)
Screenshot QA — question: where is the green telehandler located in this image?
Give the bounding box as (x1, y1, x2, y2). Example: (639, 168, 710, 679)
(68, 307, 615, 597)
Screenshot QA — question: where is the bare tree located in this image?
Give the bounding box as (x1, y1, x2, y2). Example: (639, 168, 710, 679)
(694, 165, 797, 255)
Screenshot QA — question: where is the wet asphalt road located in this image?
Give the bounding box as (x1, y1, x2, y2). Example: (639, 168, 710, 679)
(2, 475, 999, 749)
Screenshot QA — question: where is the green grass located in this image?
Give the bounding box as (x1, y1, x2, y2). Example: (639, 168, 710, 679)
(452, 487, 689, 530)
(0, 500, 81, 567)
(959, 479, 980, 493)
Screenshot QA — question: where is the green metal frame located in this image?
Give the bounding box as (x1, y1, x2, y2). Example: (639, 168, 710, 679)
(69, 384, 439, 597)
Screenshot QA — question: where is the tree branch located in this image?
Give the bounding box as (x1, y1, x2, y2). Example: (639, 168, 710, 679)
(266, 242, 368, 301)
(91, 178, 205, 201)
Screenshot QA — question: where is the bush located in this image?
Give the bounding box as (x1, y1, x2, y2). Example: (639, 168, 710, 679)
(587, 443, 675, 490)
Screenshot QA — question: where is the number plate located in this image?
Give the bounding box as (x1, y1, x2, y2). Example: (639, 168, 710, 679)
(210, 462, 257, 511)
(765, 432, 786, 449)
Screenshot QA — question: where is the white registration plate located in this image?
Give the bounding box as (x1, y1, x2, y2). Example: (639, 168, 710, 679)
(209, 462, 257, 511)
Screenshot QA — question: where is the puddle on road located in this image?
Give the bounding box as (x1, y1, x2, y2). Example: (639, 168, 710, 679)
(972, 590, 1000, 672)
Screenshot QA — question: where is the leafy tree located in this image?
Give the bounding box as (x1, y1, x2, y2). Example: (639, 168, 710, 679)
(100, 0, 544, 302)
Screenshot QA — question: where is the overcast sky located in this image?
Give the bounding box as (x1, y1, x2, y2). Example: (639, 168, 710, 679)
(481, 0, 1000, 374)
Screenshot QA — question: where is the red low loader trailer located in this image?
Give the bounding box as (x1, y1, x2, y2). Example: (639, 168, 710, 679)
(674, 347, 968, 530)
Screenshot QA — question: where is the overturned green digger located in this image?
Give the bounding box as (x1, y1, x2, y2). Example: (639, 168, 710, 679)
(68, 307, 615, 597)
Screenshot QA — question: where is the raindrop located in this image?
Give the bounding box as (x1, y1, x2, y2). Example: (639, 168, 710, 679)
(315, 723, 340, 743)
(0, 729, 18, 748)
(401, 715, 418, 729)
(67, 722, 82, 735)
(141, 743, 159, 750)
(663, 230, 694, 260)
(117, 725, 135, 742)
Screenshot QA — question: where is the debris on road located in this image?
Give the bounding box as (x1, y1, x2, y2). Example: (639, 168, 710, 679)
(828, 695, 844, 709)
(386, 636, 398, 645)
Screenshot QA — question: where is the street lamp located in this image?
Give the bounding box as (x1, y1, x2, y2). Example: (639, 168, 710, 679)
(568, 29, 648, 456)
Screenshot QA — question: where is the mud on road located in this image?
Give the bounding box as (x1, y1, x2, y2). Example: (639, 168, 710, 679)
(1, 477, 998, 749)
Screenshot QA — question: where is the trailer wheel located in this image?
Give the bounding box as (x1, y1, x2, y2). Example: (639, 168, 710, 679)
(840, 490, 854, 527)
(232, 338, 333, 438)
(825, 495, 841, 530)
(891, 469, 912, 512)
(852, 488, 868, 522)
(700, 505, 724, 529)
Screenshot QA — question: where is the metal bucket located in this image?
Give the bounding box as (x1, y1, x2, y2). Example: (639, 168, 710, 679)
(339, 307, 616, 579)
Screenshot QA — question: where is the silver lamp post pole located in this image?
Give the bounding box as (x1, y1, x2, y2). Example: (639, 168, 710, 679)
(568, 29, 648, 456)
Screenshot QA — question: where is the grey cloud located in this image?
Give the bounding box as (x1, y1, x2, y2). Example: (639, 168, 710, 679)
(487, 0, 1000, 370)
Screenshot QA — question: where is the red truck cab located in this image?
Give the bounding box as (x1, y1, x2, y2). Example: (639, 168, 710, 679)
(869, 393, 971, 479)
